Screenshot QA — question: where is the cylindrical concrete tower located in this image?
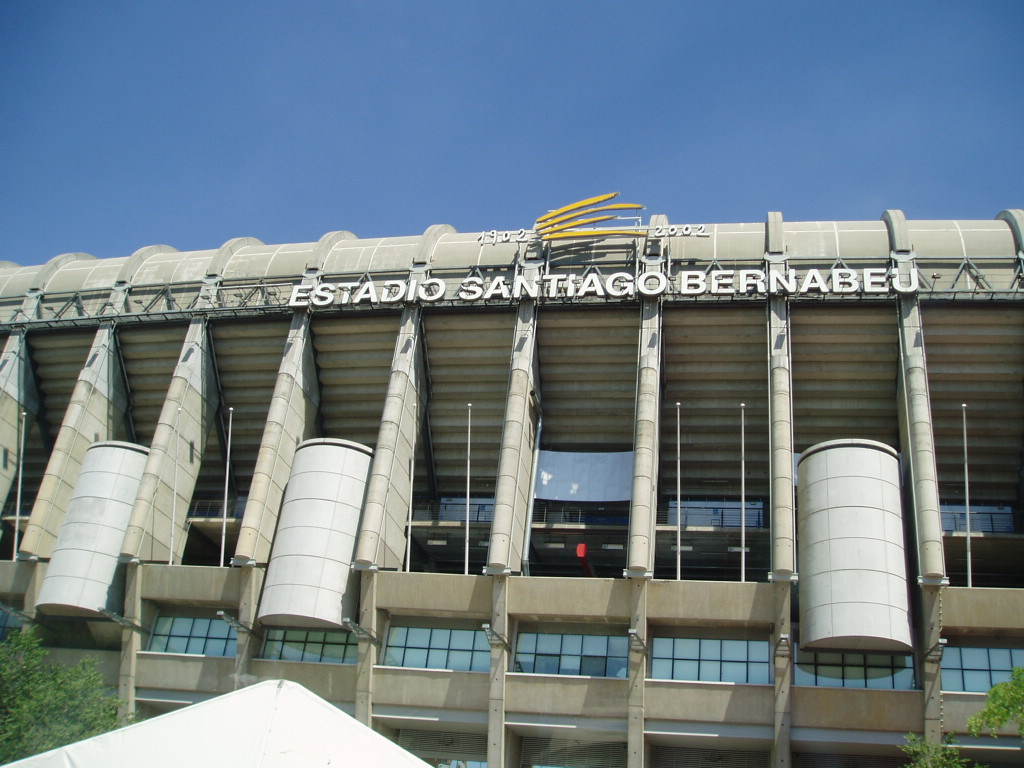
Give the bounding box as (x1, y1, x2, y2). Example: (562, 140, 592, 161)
(36, 441, 149, 617)
(258, 438, 373, 628)
(797, 439, 912, 652)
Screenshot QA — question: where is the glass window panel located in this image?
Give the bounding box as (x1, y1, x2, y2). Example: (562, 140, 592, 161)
(960, 648, 989, 669)
(535, 654, 559, 674)
(700, 639, 722, 660)
(748, 641, 770, 663)
(607, 636, 628, 657)
(963, 669, 991, 692)
(721, 661, 748, 683)
(431, 628, 452, 648)
(404, 648, 428, 668)
(517, 633, 536, 654)
(449, 629, 473, 650)
(307, 631, 326, 643)
(1012, 649, 1024, 667)
(515, 654, 534, 673)
(389, 626, 408, 647)
(448, 650, 473, 671)
(470, 651, 490, 673)
(942, 668, 964, 692)
(205, 639, 227, 657)
(560, 654, 582, 675)
(607, 656, 628, 679)
(303, 644, 324, 662)
(817, 652, 842, 665)
(580, 656, 606, 676)
(699, 660, 721, 681)
(226, 639, 237, 657)
(191, 618, 211, 636)
(651, 638, 673, 658)
(943, 647, 961, 667)
(794, 663, 815, 686)
(537, 634, 562, 654)
(989, 648, 1012, 670)
(722, 640, 748, 662)
(561, 634, 583, 656)
(581, 635, 607, 656)
(148, 635, 169, 652)
(673, 659, 700, 681)
(281, 641, 303, 662)
(153, 616, 173, 634)
(321, 644, 345, 663)
(473, 631, 489, 651)
(170, 617, 193, 635)
(891, 666, 914, 690)
(426, 649, 448, 669)
(208, 620, 230, 639)
(817, 665, 844, 686)
(843, 667, 866, 688)
(675, 638, 700, 659)
(383, 647, 404, 666)
(748, 663, 770, 685)
(406, 628, 431, 648)
(991, 669, 1012, 685)
(166, 636, 188, 654)
(651, 658, 673, 679)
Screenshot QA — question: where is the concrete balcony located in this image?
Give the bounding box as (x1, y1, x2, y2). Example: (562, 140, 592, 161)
(505, 673, 629, 720)
(376, 572, 492, 618)
(136, 652, 235, 697)
(373, 665, 489, 712)
(139, 564, 245, 607)
(251, 658, 357, 706)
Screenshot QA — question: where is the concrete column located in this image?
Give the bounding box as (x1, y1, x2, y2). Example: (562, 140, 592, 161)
(234, 312, 320, 566)
(771, 581, 792, 768)
(22, 325, 130, 559)
(354, 306, 424, 571)
(233, 565, 265, 690)
(627, 298, 661, 579)
(355, 569, 380, 726)
(121, 317, 219, 563)
(627, 578, 647, 768)
(921, 585, 943, 742)
(0, 330, 41, 524)
(487, 298, 539, 575)
(487, 575, 509, 768)
(768, 296, 796, 577)
(117, 561, 142, 720)
(896, 296, 945, 583)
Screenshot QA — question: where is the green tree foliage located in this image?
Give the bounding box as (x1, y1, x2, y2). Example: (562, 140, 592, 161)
(900, 735, 984, 768)
(968, 666, 1024, 739)
(0, 630, 122, 763)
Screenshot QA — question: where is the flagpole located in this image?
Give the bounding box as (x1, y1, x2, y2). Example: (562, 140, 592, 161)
(740, 402, 746, 583)
(220, 406, 233, 568)
(465, 403, 472, 576)
(675, 401, 681, 581)
(962, 403, 972, 588)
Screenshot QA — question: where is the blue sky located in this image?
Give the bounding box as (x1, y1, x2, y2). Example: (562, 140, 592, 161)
(1, 1, 1021, 267)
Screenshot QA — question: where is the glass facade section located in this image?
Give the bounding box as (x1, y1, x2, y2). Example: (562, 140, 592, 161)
(0, 609, 19, 642)
(650, 638, 771, 684)
(942, 646, 1024, 692)
(147, 616, 238, 657)
(383, 626, 490, 672)
(514, 632, 629, 678)
(261, 628, 358, 664)
(794, 646, 914, 689)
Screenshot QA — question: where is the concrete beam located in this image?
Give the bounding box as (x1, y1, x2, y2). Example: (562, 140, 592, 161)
(21, 324, 131, 559)
(234, 311, 320, 565)
(121, 317, 220, 563)
(354, 305, 424, 571)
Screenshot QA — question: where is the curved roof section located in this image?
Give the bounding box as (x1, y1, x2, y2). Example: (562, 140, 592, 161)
(0, 211, 1019, 299)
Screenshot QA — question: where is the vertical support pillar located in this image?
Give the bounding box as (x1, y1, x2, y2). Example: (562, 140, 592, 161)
(627, 578, 647, 768)
(626, 297, 661, 579)
(487, 293, 540, 575)
(355, 569, 380, 726)
(0, 330, 40, 523)
(233, 565, 264, 690)
(354, 305, 425, 570)
(771, 580, 793, 768)
(22, 325, 131, 559)
(118, 562, 142, 719)
(120, 317, 219, 563)
(234, 310, 320, 565)
(487, 575, 509, 768)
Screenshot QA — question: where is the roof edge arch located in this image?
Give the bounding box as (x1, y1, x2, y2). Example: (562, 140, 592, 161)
(115, 245, 179, 286)
(34, 252, 97, 292)
(996, 209, 1024, 254)
(415, 224, 457, 266)
(308, 231, 358, 272)
(206, 237, 266, 278)
(881, 209, 910, 253)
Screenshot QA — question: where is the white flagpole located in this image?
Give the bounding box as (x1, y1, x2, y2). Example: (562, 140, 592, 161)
(962, 403, 972, 588)
(405, 400, 416, 573)
(465, 403, 472, 576)
(676, 401, 682, 581)
(740, 402, 747, 583)
(220, 406, 233, 568)
(12, 411, 26, 561)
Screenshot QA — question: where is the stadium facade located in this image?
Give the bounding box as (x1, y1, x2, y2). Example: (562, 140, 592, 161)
(1, 202, 1023, 768)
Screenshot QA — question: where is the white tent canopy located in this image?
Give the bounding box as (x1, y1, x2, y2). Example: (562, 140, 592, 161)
(9, 679, 430, 768)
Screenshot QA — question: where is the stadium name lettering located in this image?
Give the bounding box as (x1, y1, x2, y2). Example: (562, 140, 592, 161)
(288, 267, 918, 307)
